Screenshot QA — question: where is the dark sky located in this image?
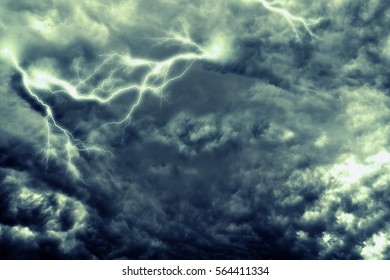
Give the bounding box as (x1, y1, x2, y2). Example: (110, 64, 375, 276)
(0, 0, 389, 259)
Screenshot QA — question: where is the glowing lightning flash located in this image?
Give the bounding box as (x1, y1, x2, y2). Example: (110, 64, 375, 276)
(2, 31, 227, 178)
(2, 2, 319, 178)
(244, 0, 321, 41)
(4, 50, 106, 181)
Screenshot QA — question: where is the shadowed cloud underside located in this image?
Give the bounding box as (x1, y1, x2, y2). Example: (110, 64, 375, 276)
(0, 0, 389, 260)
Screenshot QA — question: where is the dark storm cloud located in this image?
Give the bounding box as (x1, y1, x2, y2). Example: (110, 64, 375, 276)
(10, 73, 47, 117)
(0, 166, 91, 259)
(1, 0, 390, 260)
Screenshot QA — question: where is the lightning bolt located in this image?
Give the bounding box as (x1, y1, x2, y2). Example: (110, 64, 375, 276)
(2, 1, 319, 178)
(2, 48, 106, 181)
(2, 28, 227, 178)
(244, 0, 321, 41)
(98, 31, 224, 132)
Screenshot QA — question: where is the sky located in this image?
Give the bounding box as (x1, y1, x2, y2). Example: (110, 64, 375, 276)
(0, 0, 389, 259)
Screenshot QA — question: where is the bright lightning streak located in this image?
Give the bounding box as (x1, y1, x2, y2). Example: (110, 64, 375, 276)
(3, 1, 318, 178)
(3, 29, 227, 176)
(244, 0, 321, 41)
(4, 51, 106, 181)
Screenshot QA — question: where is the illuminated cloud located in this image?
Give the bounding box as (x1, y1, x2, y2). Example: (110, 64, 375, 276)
(0, 0, 389, 260)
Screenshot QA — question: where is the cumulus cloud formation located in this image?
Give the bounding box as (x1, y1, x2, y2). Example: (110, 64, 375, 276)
(0, 0, 389, 259)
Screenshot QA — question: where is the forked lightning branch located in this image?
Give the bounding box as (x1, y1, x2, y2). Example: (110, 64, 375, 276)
(1, 0, 319, 179)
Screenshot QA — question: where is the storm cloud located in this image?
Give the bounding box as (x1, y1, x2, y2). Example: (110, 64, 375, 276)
(0, 0, 389, 259)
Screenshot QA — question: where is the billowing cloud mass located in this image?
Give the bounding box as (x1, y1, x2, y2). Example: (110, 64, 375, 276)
(1, 0, 389, 259)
